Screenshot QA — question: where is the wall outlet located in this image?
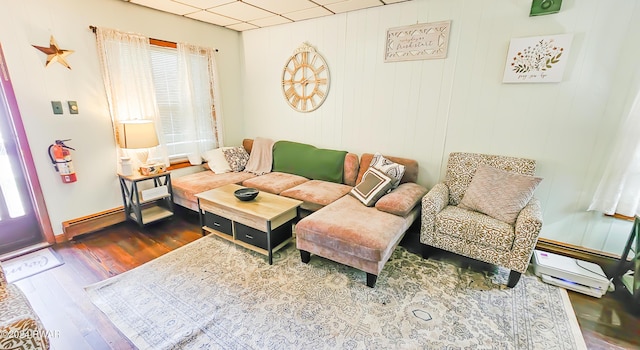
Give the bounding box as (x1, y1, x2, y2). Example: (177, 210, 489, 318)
(68, 101, 78, 114)
(51, 101, 63, 115)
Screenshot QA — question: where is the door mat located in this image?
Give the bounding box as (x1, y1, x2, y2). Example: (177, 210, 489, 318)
(3, 247, 63, 283)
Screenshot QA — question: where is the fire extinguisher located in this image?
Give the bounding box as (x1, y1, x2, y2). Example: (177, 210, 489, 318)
(48, 139, 77, 183)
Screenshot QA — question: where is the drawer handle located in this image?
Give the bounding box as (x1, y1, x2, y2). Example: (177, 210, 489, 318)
(245, 234, 253, 239)
(213, 222, 221, 227)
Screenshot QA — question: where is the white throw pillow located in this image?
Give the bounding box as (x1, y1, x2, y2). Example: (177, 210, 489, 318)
(202, 148, 232, 174)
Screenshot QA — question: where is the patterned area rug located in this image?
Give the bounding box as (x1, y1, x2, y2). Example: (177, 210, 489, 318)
(85, 235, 586, 349)
(3, 247, 63, 283)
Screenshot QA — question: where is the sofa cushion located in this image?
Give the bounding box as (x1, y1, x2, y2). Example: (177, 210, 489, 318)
(375, 182, 428, 217)
(350, 167, 393, 207)
(458, 164, 542, 225)
(242, 172, 309, 195)
(435, 205, 515, 251)
(272, 141, 347, 183)
(172, 171, 256, 204)
(280, 180, 353, 212)
(222, 146, 250, 172)
(357, 153, 419, 185)
(343, 153, 360, 186)
(296, 195, 412, 262)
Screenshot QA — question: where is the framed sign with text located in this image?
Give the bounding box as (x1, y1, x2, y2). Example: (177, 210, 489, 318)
(384, 21, 451, 63)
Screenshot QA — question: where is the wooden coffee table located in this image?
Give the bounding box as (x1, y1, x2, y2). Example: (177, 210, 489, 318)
(195, 184, 302, 264)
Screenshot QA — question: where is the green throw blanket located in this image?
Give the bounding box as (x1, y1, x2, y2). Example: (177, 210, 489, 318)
(272, 141, 347, 183)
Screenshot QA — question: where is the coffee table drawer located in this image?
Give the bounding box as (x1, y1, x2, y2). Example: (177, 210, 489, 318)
(204, 212, 232, 236)
(235, 222, 292, 250)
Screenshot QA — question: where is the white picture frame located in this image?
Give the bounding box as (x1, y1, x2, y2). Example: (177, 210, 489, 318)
(384, 21, 451, 62)
(502, 33, 573, 83)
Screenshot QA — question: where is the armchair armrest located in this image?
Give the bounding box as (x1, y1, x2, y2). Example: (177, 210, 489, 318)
(420, 183, 449, 244)
(511, 198, 544, 272)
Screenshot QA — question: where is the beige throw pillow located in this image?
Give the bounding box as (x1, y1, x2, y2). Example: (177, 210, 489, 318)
(350, 167, 394, 207)
(202, 148, 232, 174)
(370, 153, 405, 190)
(458, 164, 542, 225)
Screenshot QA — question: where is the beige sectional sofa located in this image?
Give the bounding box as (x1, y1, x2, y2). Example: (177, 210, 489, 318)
(172, 139, 427, 287)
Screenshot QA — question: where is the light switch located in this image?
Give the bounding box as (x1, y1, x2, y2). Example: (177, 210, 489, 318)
(68, 101, 78, 114)
(51, 101, 63, 115)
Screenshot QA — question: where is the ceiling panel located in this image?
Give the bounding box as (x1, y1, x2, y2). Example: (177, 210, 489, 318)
(131, 0, 199, 15)
(325, 0, 385, 14)
(185, 10, 240, 26)
(284, 6, 334, 22)
(243, 0, 317, 14)
(125, 0, 411, 32)
(209, 2, 274, 21)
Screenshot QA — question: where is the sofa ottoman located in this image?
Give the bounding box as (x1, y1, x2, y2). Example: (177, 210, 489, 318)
(296, 154, 426, 287)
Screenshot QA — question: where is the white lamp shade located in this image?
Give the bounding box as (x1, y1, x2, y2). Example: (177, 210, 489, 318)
(117, 120, 159, 149)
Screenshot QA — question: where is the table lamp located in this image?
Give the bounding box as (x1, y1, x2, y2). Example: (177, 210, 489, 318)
(117, 120, 159, 174)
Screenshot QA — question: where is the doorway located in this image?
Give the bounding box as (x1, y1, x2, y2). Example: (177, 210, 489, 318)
(0, 43, 52, 256)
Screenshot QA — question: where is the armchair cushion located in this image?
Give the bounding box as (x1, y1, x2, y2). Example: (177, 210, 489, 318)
(458, 164, 542, 225)
(375, 182, 428, 217)
(436, 206, 515, 251)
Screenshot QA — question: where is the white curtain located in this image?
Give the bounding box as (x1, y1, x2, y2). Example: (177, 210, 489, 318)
(589, 90, 640, 217)
(176, 42, 225, 163)
(95, 27, 169, 170)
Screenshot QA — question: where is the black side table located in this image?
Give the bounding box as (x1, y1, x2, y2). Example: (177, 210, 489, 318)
(613, 216, 640, 315)
(118, 172, 173, 227)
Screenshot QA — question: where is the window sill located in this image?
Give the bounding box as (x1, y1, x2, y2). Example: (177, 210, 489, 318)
(167, 161, 193, 171)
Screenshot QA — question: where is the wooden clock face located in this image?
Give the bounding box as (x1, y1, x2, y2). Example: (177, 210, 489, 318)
(282, 44, 330, 112)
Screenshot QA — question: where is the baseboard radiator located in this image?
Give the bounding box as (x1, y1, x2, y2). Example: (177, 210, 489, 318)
(61, 207, 125, 241)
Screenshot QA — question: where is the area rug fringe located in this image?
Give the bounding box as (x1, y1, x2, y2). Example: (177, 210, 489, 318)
(85, 235, 587, 350)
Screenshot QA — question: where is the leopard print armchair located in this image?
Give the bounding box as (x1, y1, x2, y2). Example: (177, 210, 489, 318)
(420, 152, 543, 288)
(0, 261, 50, 349)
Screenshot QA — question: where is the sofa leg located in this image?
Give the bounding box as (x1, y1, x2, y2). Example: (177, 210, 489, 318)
(421, 244, 435, 259)
(366, 273, 377, 288)
(507, 270, 522, 288)
(300, 250, 311, 263)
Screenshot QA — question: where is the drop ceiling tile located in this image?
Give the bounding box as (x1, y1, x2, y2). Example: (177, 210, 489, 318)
(175, 0, 234, 9)
(131, 0, 199, 15)
(226, 22, 260, 31)
(243, 0, 317, 14)
(284, 6, 334, 21)
(325, 0, 384, 14)
(313, 0, 346, 5)
(250, 15, 293, 28)
(211, 2, 274, 21)
(186, 10, 240, 26)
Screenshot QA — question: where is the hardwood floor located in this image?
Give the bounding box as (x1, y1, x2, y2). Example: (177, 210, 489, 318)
(9, 208, 640, 349)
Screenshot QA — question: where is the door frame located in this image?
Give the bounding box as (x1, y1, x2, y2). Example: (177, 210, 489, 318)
(0, 43, 54, 249)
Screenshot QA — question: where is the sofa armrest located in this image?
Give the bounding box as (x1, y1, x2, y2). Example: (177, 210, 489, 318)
(511, 198, 544, 270)
(420, 183, 449, 243)
(375, 182, 428, 217)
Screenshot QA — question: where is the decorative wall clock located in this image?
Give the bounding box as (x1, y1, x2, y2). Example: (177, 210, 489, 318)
(282, 42, 330, 113)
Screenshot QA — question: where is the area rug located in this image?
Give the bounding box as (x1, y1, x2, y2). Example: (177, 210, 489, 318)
(85, 235, 587, 350)
(3, 247, 63, 283)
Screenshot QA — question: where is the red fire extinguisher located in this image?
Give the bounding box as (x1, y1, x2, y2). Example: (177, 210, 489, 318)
(48, 139, 77, 183)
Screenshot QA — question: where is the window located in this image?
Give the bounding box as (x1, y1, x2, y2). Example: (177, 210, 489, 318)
(149, 45, 217, 162)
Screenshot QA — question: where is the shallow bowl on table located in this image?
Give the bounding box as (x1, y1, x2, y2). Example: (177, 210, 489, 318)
(234, 188, 259, 201)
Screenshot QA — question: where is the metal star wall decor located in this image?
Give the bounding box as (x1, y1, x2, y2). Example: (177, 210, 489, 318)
(32, 35, 74, 69)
